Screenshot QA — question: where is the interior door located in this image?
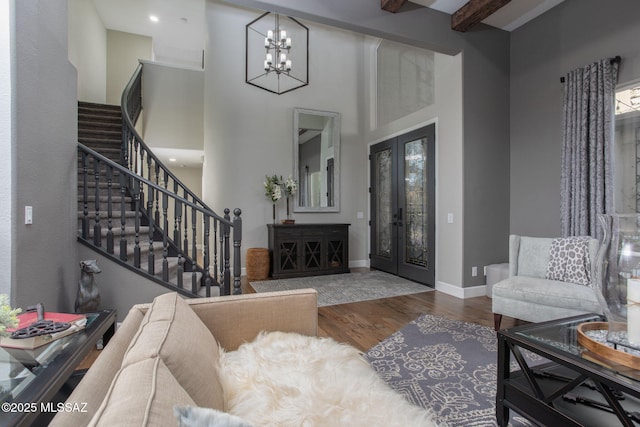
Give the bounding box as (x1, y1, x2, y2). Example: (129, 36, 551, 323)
(370, 124, 435, 286)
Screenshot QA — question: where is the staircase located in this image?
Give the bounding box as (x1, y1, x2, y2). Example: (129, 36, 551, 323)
(77, 101, 207, 295)
(76, 65, 241, 297)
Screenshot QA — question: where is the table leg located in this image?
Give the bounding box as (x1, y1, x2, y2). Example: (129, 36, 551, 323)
(496, 333, 510, 426)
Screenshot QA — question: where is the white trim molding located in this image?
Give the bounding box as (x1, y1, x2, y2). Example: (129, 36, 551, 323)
(436, 281, 486, 299)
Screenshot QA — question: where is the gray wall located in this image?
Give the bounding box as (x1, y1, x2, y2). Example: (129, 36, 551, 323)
(13, 0, 79, 310)
(224, 0, 511, 288)
(510, 0, 640, 236)
(0, 0, 12, 297)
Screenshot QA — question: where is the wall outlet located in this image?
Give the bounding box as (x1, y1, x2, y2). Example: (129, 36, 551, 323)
(471, 266, 477, 277)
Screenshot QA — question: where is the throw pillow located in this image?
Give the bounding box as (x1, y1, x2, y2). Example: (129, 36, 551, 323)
(546, 236, 592, 285)
(174, 406, 255, 427)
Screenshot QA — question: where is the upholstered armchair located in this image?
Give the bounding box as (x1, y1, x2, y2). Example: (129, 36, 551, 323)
(492, 235, 603, 330)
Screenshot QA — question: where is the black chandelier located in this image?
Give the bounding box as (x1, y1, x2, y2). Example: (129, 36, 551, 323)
(246, 12, 308, 95)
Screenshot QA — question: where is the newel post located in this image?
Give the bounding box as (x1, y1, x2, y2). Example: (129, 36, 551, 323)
(223, 209, 231, 296)
(232, 208, 242, 295)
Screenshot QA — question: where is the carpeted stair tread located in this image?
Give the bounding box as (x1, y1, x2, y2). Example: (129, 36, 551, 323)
(79, 129, 121, 139)
(78, 114, 121, 124)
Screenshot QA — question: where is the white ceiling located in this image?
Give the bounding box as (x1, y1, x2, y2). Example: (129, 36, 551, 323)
(93, 0, 566, 57)
(92, 0, 564, 167)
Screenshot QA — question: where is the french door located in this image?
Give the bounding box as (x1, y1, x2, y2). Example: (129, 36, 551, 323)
(369, 124, 435, 286)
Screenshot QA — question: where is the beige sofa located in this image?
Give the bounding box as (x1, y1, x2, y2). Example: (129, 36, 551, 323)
(50, 289, 318, 427)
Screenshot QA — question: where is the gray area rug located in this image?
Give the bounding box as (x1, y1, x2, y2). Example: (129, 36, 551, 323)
(250, 270, 431, 307)
(366, 314, 542, 427)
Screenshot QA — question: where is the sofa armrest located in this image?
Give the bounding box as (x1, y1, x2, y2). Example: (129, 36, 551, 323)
(186, 289, 318, 351)
(49, 307, 147, 427)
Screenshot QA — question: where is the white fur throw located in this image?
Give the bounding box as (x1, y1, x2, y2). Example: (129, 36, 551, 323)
(218, 331, 438, 427)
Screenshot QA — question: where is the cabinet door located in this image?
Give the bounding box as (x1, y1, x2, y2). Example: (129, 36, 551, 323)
(326, 227, 347, 269)
(302, 230, 324, 272)
(275, 229, 301, 275)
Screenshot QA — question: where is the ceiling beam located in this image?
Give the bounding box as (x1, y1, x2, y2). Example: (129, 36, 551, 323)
(381, 0, 407, 13)
(452, 0, 511, 32)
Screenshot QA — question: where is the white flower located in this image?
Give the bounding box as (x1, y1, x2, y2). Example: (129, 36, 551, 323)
(272, 185, 282, 201)
(283, 176, 298, 196)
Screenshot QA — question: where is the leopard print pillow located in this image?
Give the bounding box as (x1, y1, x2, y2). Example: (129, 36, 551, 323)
(546, 236, 592, 286)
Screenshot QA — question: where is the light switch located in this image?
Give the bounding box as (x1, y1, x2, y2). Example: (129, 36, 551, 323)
(25, 206, 33, 225)
(447, 213, 454, 223)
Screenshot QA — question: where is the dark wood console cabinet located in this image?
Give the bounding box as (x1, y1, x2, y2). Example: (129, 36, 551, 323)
(267, 223, 350, 278)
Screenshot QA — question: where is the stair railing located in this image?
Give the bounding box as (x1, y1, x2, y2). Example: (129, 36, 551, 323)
(79, 143, 242, 296)
(79, 61, 242, 296)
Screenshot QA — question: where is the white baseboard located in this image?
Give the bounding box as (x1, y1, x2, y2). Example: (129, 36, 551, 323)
(349, 260, 369, 268)
(436, 281, 487, 299)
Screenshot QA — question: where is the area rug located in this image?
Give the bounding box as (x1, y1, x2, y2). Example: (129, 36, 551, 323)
(365, 314, 542, 427)
(250, 270, 432, 307)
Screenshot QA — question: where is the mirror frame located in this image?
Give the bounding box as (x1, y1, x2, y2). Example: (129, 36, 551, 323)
(293, 108, 341, 213)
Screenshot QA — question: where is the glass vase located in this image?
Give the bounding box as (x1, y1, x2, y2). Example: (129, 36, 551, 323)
(595, 214, 640, 350)
(272, 203, 276, 224)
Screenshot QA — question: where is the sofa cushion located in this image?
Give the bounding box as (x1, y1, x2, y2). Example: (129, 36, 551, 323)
(516, 237, 554, 278)
(492, 276, 601, 313)
(89, 357, 196, 427)
(122, 292, 224, 409)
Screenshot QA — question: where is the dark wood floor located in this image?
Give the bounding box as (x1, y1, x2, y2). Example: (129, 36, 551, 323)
(242, 270, 525, 352)
(78, 271, 524, 369)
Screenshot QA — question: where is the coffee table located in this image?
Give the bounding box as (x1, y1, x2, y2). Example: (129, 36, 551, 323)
(0, 309, 116, 427)
(497, 313, 640, 427)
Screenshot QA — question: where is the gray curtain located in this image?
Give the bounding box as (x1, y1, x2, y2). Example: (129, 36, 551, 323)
(560, 58, 619, 239)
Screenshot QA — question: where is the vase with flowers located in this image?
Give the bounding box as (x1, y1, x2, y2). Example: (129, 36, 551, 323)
(282, 176, 298, 224)
(264, 174, 282, 224)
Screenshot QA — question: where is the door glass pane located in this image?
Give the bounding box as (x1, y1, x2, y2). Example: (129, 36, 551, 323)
(404, 138, 428, 267)
(375, 148, 393, 259)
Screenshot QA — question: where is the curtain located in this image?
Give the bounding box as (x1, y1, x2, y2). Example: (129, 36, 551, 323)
(560, 57, 619, 239)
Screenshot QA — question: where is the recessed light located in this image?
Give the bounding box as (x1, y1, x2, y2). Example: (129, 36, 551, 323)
(169, 158, 177, 162)
(149, 15, 159, 23)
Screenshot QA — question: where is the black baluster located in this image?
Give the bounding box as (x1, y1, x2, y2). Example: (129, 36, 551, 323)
(183, 192, 189, 258)
(93, 158, 102, 247)
(162, 190, 169, 282)
(106, 164, 114, 254)
(191, 207, 197, 294)
(119, 172, 127, 261)
(133, 180, 141, 268)
(174, 181, 181, 244)
(232, 208, 242, 295)
(213, 218, 219, 283)
(203, 214, 212, 297)
(147, 185, 154, 275)
(154, 163, 160, 225)
(81, 150, 89, 239)
(177, 254, 184, 289)
(146, 151, 152, 182)
(223, 208, 231, 296)
(121, 124, 128, 166)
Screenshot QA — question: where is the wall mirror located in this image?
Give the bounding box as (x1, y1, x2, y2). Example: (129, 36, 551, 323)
(293, 108, 341, 212)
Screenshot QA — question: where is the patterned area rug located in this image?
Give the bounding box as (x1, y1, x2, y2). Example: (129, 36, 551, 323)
(366, 314, 541, 427)
(249, 270, 432, 307)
